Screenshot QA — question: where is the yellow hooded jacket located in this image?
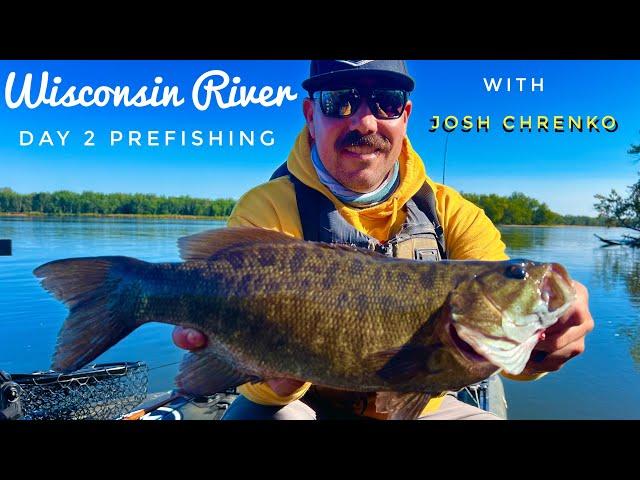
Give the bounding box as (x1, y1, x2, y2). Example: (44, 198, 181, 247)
(228, 127, 540, 417)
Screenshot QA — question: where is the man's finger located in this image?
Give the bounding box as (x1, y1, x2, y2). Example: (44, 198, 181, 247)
(544, 305, 579, 335)
(525, 339, 585, 373)
(544, 281, 588, 332)
(538, 281, 593, 350)
(172, 326, 207, 350)
(536, 322, 591, 353)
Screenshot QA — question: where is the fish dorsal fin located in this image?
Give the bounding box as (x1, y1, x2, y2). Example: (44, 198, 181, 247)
(322, 242, 392, 260)
(178, 226, 301, 261)
(179, 226, 391, 262)
(375, 391, 433, 420)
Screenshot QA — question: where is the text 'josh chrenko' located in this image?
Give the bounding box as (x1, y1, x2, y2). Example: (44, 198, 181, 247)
(428, 115, 618, 133)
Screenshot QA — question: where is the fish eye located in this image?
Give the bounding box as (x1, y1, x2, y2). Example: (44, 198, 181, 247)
(505, 264, 528, 280)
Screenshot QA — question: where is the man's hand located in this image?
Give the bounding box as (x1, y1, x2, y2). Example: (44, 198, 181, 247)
(521, 280, 594, 376)
(171, 326, 305, 396)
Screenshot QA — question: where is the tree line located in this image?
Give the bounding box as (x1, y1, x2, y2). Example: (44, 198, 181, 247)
(0, 187, 611, 225)
(0, 188, 235, 217)
(461, 191, 611, 226)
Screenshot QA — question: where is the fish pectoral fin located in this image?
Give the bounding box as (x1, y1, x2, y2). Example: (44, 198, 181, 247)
(176, 351, 257, 396)
(177, 226, 300, 261)
(365, 344, 439, 383)
(375, 391, 432, 420)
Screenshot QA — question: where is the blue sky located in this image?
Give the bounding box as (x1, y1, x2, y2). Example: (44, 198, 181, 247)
(0, 60, 638, 216)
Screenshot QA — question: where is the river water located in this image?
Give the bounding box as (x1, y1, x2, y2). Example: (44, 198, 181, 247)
(1, 217, 637, 419)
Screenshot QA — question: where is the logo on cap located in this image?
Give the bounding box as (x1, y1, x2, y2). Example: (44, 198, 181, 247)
(335, 60, 374, 67)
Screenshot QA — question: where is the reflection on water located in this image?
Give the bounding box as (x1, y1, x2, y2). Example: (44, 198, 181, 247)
(620, 325, 640, 373)
(593, 245, 640, 306)
(500, 226, 550, 251)
(593, 245, 640, 371)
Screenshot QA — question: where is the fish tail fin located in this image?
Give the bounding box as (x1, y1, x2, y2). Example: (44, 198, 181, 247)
(34, 256, 148, 372)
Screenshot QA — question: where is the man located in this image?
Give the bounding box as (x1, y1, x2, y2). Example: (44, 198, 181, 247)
(173, 60, 594, 420)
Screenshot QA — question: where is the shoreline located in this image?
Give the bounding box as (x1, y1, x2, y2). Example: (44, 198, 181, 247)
(0, 213, 615, 227)
(497, 224, 613, 228)
(0, 213, 228, 221)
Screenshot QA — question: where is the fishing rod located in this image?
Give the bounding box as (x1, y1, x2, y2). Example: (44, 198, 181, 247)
(442, 133, 450, 185)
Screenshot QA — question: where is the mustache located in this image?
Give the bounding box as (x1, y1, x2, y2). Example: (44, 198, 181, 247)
(337, 132, 391, 152)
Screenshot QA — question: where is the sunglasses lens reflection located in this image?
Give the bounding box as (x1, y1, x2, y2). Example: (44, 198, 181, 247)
(319, 89, 406, 119)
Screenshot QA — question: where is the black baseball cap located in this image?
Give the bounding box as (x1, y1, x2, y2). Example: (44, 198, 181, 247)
(302, 60, 415, 94)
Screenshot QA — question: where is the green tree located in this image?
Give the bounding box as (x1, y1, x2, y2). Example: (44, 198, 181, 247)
(594, 135, 640, 244)
(532, 203, 559, 225)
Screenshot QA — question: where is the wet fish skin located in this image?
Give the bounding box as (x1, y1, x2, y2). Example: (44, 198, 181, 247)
(33, 227, 576, 419)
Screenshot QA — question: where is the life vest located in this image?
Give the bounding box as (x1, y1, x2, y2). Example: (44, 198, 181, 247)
(270, 162, 448, 260)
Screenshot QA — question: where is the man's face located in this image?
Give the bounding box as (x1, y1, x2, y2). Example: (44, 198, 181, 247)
(303, 82, 412, 193)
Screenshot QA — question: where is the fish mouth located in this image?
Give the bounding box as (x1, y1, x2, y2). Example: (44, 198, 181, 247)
(453, 322, 543, 375)
(541, 263, 575, 313)
(448, 323, 490, 364)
